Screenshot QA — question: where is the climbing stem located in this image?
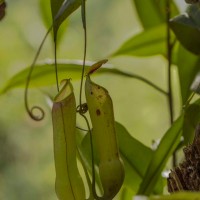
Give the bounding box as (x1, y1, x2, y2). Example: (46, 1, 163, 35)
(54, 37, 59, 92)
(166, 0, 175, 167)
(25, 26, 52, 121)
(79, 0, 87, 109)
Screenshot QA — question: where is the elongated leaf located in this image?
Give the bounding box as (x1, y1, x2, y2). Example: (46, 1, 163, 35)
(80, 122, 154, 194)
(149, 192, 200, 200)
(186, 4, 200, 27)
(132, 0, 179, 29)
(77, 132, 103, 194)
(183, 99, 200, 144)
(119, 187, 134, 200)
(50, 0, 63, 23)
(115, 122, 153, 192)
(51, 0, 65, 37)
(116, 122, 163, 194)
(170, 5, 200, 55)
(176, 45, 200, 104)
(40, 0, 68, 44)
(51, 0, 82, 37)
(134, 192, 200, 200)
(0, 59, 166, 95)
(191, 71, 200, 94)
(112, 25, 168, 57)
(0, 60, 112, 94)
(138, 115, 184, 195)
(115, 122, 152, 178)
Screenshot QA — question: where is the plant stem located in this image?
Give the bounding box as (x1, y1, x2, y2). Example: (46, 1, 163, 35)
(54, 37, 59, 92)
(166, 1, 173, 124)
(79, 0, 87, 108)
(25, 26, 52, 121)
(166, 0, 175, 167)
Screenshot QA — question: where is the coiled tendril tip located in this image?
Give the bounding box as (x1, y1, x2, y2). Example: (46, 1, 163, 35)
(28, 106, 45, 121)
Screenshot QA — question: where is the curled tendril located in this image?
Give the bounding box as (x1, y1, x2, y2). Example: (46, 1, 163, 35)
(29, 106, 45, 121)
(24, 26, 52, 121)
(76, 103, 88, 115)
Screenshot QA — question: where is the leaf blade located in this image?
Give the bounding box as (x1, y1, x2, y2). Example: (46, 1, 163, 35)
(0, 60, 166, 95)
(112, 25, 167, 57)
(183, 99, 200, 144)
(138, 115, 184, 195)
(176, 45, 200, 104)
(132, 0, 179, 29)
(115, 122, 153, 192)
(170, 5, 200, 55)
(52, 0, 82, 37)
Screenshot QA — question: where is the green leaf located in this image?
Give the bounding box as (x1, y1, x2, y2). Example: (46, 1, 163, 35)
(170, 5, 200, 55)
(116, 122, 152, 179)
(138, 115, 184, 195)
(0, 59, 166, 95)
(50, 0, 64, 37)
(149, 192, 200, 200)
(115, 122, 153, 192)
(40, 0, 68, 44)
(132, 0, 179, 29)
(80, 122, 154, 194)
(51, 0, 82, 37)
(191, 71, 200, 94)
(0, 60, 111, 94)
(119, 187, 134, 200)
(176, 45, 200, 104)
(183, 99, 200, 144)
(134, 192, 200, 200)
(186, 4, 200, 27)
(112, 24, 168, 57)
(77, 131, 103, 194)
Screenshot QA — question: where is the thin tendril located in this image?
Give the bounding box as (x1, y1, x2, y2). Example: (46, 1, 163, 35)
(76, 126, 88, 132)
(80, 114, 103, 200)
(54, 37, 59, 92)
(79, 0, 87, 109)
(78, 2, 104, 199)
(25, 26, 52, 121)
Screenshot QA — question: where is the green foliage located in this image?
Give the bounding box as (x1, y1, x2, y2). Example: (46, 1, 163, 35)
(183, 99, 200, 144)
(132, 192, 200, 200)
(115, 122, 153, 193)
(0, 60, 166, 95)
(2, 0, 200, 199)
(191, 71, 200, 93)
(39, 0, 68, 44)
(138, 116, 184, 195)
(149, 192, 200, 200)
(51, 0, 82, 39)
(112, 24, 168, 57)
(170, 4, 200, 55)
(176, 45, 200, 104)
(132, 0, 179, 29)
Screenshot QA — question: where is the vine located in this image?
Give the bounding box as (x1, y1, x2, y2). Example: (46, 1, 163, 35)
(166, 0, 176, 167)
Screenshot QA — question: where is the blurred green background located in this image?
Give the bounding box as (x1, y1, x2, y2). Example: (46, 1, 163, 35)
(0, 0, 187, 199)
